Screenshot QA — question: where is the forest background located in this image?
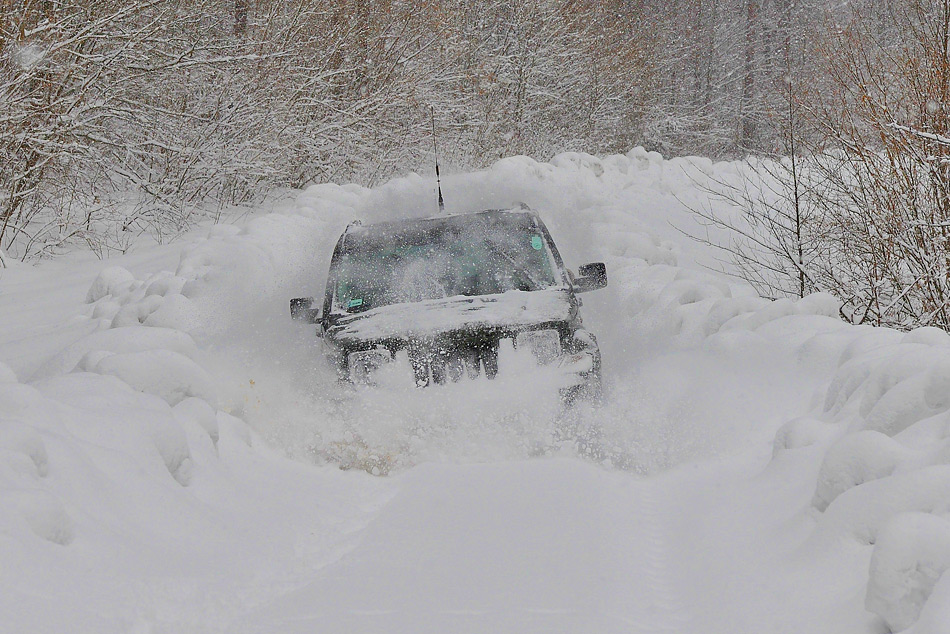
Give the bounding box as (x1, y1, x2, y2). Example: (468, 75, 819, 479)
(2, 0, 949, 330)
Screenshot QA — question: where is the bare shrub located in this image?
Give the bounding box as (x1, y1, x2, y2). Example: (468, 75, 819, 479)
(800, 0, 950, 328)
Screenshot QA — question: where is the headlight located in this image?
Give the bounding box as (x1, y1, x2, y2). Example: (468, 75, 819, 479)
(348, 348, 391, 384)
(571, 329, 597, 352)
(515, 329, 561, 365)
(558, 351, 594, 374)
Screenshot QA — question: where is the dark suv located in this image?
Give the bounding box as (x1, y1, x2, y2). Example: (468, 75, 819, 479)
(291, 208, 606, 401)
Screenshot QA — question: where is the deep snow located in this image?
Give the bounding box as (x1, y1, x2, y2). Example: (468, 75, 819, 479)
(2, 149, 950, 633)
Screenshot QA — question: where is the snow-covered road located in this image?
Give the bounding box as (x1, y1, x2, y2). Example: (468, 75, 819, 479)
(239, 460, 688, 633)
(3, 151, 948, 633)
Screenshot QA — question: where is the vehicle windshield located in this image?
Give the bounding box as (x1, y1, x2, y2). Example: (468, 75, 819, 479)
(334, 212, 558, 313)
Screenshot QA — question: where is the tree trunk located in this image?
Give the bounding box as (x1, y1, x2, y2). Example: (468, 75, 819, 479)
(234, 0, 248, 36)
(739, 0, 758, 150)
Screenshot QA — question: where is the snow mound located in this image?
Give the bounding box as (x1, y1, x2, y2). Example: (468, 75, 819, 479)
(812, 431, 914, 511)
(915, 571, 950, 633)
(770, 313, 950, 630)
(866, 512, 950, 632)
(141, 292, 202, 332)
(0, 488, 73, 545)
(143, 270, 188, 298)
(0, 361, 16, 383)
(823, 339, 950, 436)
(864, 360, 950, 437)
(85, 269, 193, 330)
(837, 327, 906, 367)
(85, 266, 136, 302)
(111, 294, 165, 327)
(815, 466, 950, 546)
(772, 417, 833, 456)
(0, 382, 43, 414)
(173, 397, 219, 447)
(0, 418, 49, 478)
(903, 327, 950, 347)
(609, 251, 845, 349)
(82, 349, 216, 408)
(34, 326, 198, 379)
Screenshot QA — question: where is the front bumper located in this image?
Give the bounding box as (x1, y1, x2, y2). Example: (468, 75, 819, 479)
(337, 326, 600, 391)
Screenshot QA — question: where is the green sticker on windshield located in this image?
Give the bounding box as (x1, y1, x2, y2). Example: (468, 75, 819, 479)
(531, 235, 543, 250)
(348, 298, 363, 308)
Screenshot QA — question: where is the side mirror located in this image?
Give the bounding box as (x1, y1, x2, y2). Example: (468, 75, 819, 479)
(573, 262, 607, 293)
(290, 297, 321, 324)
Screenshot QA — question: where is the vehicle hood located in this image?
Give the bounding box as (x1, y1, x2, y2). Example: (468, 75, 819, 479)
(327, 288, 574, 344)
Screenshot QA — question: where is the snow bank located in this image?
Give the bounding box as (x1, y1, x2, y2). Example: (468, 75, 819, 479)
(34, 326, 198, 378)
(866, 512, 950, 632)
(81, 349, 216, 408)
(759, 319, 950, 630)
(0, 418, 49, 478)
(812, 431, 912, 512)
(173, 397, 220, 447)
(0, 488, 74, 545)
(815, 466, 950, 546)
(0, 369, 200, 547)
(772, 417, 834, 456)
(914, 571, 950, 634)
(0, 190, 292, 572)
(85, 266, 136, 302)
(0, 360, 17, 383)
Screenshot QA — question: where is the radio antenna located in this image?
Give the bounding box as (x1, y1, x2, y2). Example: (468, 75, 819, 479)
(431, 106, 445, 213)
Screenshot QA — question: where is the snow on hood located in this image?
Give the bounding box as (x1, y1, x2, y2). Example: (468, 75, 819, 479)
(328, 287, 573, 343)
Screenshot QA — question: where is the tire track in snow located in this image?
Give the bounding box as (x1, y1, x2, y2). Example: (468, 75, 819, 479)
(605, 478, 693, 633)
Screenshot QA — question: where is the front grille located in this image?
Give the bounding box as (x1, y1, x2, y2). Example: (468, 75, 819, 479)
(338, 322, 570, 387)
(406, 335, 500, 387)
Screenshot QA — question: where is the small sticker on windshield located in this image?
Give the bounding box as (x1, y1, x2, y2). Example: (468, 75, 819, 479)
(348, 298, 363, 308)
(531, 236, 543, 250)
